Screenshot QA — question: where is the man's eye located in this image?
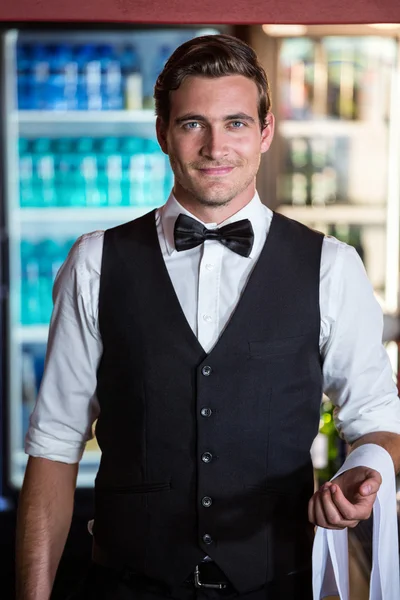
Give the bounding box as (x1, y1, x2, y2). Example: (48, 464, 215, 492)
(230, 121, 245, 128)
(184, 122, 200, 129)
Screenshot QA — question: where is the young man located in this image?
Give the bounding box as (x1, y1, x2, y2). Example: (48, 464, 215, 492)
(16, 34, 400, 600)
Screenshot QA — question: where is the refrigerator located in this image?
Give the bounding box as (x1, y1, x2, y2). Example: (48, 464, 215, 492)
(1, 25, 223, 490)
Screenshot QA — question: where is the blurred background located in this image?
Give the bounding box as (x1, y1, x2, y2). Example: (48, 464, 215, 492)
(1, 22, 400, 599)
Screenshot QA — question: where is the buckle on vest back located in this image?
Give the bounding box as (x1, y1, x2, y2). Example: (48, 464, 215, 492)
(194, 565, 228, 589)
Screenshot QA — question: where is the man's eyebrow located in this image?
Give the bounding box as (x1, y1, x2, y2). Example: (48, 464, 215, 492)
(174, 112, 256, 125)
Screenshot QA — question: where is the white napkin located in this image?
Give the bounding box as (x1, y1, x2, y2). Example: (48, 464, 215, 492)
(312, 443, 399, 599)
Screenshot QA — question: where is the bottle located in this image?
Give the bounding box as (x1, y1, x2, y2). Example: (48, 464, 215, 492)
(20, 240, 41, 325)
(279, 38, 315, 120)
(143, 44, 171, 109)
(103, 137, 123, 206)
(145, 139, 166, 205)
(120, 137, 144, 206)
(32, 138, 56, 208)
(74, 45, 92, 110)
(312, 398, 341, 486)
(75, 137, 101, 207)
(99, 44, 123, 110)
(19, 138, 34, 208)
(31, 44, 50, 110)
(54, 138, 74, 207)
(121, 44, 143, 110)
(16, 43, 32, 110)
(85, 45, 102, 111)
(47, 44, 77, 111)
(38, 239, 66, 324)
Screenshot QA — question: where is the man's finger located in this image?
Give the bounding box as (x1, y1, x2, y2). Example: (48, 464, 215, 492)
(330, 482, 373, 522)
(319, 486, 359, 529)
(358, 474, 381, 497)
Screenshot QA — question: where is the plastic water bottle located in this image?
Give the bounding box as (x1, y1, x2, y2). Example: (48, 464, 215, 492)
(54, 138, 73, 207)
(17, 44, 32, 110)
(144, 44, 171, 109)
(121, 45, 143, 110)
(145, 139, 166, 205)
(74, 137, 100, 207)
(101, 137, 122, 206)
(99, 44, 123, 110)
(32, 138, 56, 207)
(126, 138, 147, 205)
(31, 44, 50, 109)
(120, 137, 143, 206)
(85, 45, 102, 111)
(20, 240, 41, 325)
(19, 138, 34, 207)
(37, 239, 65, 324)
(47, 44, 77, 111)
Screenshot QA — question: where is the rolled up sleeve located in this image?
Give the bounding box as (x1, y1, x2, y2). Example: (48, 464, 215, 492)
(25, 231, 104, 463)
(321, 243, 400, 443)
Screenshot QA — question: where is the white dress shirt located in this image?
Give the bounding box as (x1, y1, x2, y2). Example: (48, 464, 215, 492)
(25, 192, 400, 463)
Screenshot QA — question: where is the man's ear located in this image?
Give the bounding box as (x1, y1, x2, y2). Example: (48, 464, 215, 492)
(260, 112, 275, 154)
(156, 117, 169, 155)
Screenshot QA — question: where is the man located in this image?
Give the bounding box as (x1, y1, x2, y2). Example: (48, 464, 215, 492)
(16, 34, 400, 600)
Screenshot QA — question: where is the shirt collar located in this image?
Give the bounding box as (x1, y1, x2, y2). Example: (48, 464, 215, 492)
(160, 191, 271, 259)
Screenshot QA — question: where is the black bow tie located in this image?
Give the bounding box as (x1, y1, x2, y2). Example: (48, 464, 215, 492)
(174, 213, 254, 258)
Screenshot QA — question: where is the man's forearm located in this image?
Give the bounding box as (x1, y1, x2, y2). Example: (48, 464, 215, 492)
(16, 456, 78, 600)
(351, 431, 400, 473)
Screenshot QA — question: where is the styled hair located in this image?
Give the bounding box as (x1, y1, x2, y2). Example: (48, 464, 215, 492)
(154, 34, 271, 129)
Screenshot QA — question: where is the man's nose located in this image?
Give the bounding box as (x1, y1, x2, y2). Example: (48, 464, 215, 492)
(200, 128, 229, 160)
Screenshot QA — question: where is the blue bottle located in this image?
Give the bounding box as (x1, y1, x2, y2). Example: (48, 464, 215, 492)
(16, 44, 32, 110)
(37, 239, 65, 324)
(144, 44, 172, 109)
(120, 137, 142, 206)
(145, 139, 167, 206)
(74, 45, 92, 110)
(99, 44, 123, 110)
(120, 45, 142, 110)
(85, 45, 102, 111)
(54, 138, 73, 207)
(19, 138, 34, 207)
(32, 138, 56, 207)
(31, 44, 50, 110)
(20, 240, 41, 325)
(101, 137, 122, 206)
(47, 44, 76, 111)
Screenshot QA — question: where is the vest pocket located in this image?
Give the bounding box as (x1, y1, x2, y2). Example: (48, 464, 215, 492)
(95, 481, 171, 494)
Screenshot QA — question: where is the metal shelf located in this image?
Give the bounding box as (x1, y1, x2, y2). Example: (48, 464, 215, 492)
(17, 326, 49, 344)
(16, 110, 156, 123)
(18, 206, 156, 223)
(277, 204, 387, 225)
(279, 120, 387, 138)
(16, 110, 157, 137)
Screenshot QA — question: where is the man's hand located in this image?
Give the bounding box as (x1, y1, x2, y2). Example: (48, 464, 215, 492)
(308, 466, 382, 530)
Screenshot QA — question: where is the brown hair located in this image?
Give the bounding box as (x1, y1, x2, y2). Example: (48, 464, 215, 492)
(154, 34, 271, 130)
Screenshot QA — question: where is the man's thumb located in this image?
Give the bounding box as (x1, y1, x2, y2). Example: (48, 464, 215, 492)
(359, 474, 381, 496)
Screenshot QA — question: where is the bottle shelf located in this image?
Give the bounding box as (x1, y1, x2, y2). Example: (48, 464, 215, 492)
(18, 206, 156, 223)
(17, 325, 49, 344)
(16, 110, 156, 123)
(279, 120, 387, 138)
(16, 110, 157, 137)
(277, 204, 386, 225)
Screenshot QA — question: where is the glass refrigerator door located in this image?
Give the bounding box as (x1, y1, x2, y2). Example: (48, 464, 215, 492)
(4, 26, 220, 488)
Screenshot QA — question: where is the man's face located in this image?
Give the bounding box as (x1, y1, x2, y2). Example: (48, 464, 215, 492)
(156, 75, 274, 210)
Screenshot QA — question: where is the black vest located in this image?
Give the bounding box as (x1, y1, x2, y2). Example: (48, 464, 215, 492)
(94, 210, 324, 594)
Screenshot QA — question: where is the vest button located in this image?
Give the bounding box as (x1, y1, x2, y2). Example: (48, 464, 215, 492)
(201, 452, 213, 463)
(202, 496, 212, 508)
(201, 407, 212, 417)
(201, 365, 212, 376)
(203, 534, 213, 545)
